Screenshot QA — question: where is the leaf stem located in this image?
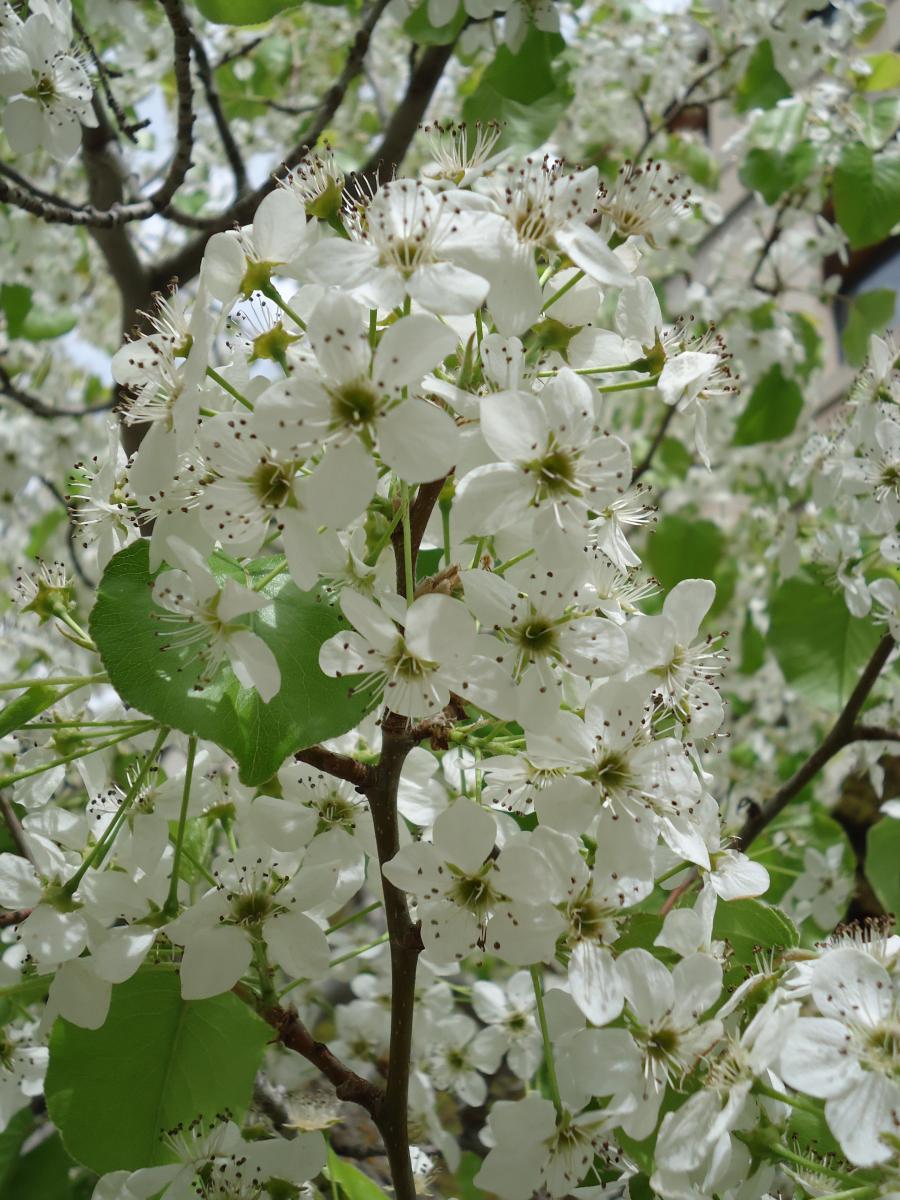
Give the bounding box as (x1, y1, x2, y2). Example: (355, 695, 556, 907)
(530, 966, 563, 1119)
(206, 366, 254, 410)
(0, 724, 157, 787)
(542, 269, 584, 311)
(0, 672, 107, 693)
(164, 736, 196, 916)
(261, 280, 307, 331)
(63, 727, 169, 896)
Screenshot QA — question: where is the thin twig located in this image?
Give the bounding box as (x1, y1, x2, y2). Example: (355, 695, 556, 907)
(262, 1002, 384, 1115)
(0, 363, 113, 420)
(632, 405, 676, 482)
(294, 746, 375, 790)
(0, 797, 36, 866)
(190, 31, 248, 195)
(152, 0, 391, 284)
(73, 12, 148, 142)
(0, 0, 195, 227)
(735, 634, 896, 850)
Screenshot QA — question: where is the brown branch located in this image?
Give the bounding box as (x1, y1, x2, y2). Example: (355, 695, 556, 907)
(294, 745, 375, 790)
(0, 797, 35, 867)
(0, 362, 113, 420)
(151, 0, 391, 289)
(73, 12, 148, 143)
(735, 634, 897, 850)
(262, 1003, 384, 1115)
(632, 405, 676, 482)
(0, 0, 195, 229)
(357, 476, 449, 1200)
(0, 908, 32, 927)
(190, 30, 248, 196)
(364, 714, 422, 1200)
(390, 475, 447, 596)
(357, 41, 458, 187)
(848, 725, 900, 743)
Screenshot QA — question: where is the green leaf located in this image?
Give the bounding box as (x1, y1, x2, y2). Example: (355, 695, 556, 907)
(26, 507, 66, 557)
(19, 306, 78, 341)
(0, 284, 32, 339)
(0, 1132, 76, 1200)
(768, 574, 883, 710)
(0, 1108, 36, 1193)
(739, 612, 765, 676)
(841, 289, 896, 366)
(789, 312, 823, 382)
(45, 967, 270, 1174)
(646, 514, 723, 590)
(452, 1151, 487, 1200)
(327, 1147, 392, 1200)
(856, 51, 900, 92)
(665, 135, 718, 189)
(733, 364, 804, 445)
(194, 0, 302, 23)
(89, 541, 370, 786)
(734, 41, 791, 113)
(712, 898, 799, 964)
(658, 437, 693, 480)
(857, 0, 887, 42)
(866, 816, 900, 916)
(850, 94, 900, 150)
(833, 143, 900, 249)
(0, 685, 60, 739)
(748, 101, 807, 151)
(462, 29, 571, 149)
(739, 142, 817, 204)
(403, 0, 466, 45)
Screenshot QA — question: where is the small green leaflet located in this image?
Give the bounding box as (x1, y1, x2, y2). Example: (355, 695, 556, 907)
(711, 898, 799, 964)
(0, 685, 60, 739)
(732, 364, 803, 446)
(327, 1147, 393, 1200)
(833, 143, 900, 250)
(734, 41, 790, 113)
(866, 816, 900, 916)
(45, 968, 271, 1174)
(194, 0, 301, 24)
(768, 574, 883, 711)
(89, 541, 372, 785)
(841, 289, 896, 366)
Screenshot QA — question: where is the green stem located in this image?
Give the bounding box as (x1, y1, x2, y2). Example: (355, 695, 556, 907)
(207, 366, 254, 411)
(595, 374, 661, 394)
(475, 307, 484, 349)
(530, 966, 563, 1118)
(400, 482, 414, 605)
(366, 504, 405, 567)
(536, 361, 644, 378)
(766, 1144, 867, 1187)
(369, 308, 378, 350)
(51, 606, 94, 647)
(261, 281, 307, 331)
(0, 726, 156, 787)
(441, 503, 452, 569)
(63, 727, 169, 896)
(329, 932, 390, 969)
(252, 557, 288, 592)
(164, 737, 197, 917)
(181, 845, 217, 887)
(754, 1082, 822, 1115)
(0, 672, 107, 693)
(326, 899, 382, 935)
(543, 269, 584, 311)
(469, 536, 486, 570)
(493, 548, 535, 574)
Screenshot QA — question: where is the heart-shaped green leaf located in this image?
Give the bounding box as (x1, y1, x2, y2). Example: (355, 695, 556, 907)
(89, 541, 370, 785)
